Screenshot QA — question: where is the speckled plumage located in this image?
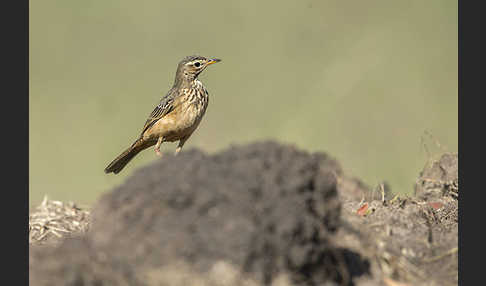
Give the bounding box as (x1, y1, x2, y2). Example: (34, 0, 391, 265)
(104, 55, 221, 174)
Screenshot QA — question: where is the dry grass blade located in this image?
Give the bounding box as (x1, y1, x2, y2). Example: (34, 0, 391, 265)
(383, 277, 411, 286)
(423, 247, 458, 263)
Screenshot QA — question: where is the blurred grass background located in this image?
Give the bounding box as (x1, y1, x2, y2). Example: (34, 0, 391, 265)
(29, 0, 457, 207)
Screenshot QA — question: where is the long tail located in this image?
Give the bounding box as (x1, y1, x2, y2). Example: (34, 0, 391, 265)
(104, 139, 153, 174)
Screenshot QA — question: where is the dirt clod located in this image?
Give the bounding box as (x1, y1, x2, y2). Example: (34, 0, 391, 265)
(414, 153, 458, 199)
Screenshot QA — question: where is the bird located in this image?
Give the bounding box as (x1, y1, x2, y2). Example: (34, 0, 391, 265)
(104, 55, 221, 174)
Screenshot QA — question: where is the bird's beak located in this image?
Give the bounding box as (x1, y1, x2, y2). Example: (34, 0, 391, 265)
(206, 58, 221, 66)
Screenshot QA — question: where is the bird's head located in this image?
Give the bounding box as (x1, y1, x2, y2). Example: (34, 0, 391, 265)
(174, 55, 221, 85)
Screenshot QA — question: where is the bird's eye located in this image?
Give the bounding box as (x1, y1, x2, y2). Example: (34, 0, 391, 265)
(194, 62, 201, 67)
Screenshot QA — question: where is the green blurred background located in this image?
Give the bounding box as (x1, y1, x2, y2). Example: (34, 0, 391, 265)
(29, 0, 457, 207)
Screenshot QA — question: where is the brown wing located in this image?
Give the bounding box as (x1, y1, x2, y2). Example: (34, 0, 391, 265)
(140, 87, 178, 136)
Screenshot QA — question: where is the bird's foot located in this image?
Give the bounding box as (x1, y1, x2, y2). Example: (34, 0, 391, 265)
(154, 136, 164, 157)
(174, 147, 181, 156)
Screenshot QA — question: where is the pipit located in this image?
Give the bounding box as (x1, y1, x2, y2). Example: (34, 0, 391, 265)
(104, 55, 221, 174)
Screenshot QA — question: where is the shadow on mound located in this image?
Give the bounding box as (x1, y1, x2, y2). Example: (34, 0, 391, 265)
(30, 141, 370, 286)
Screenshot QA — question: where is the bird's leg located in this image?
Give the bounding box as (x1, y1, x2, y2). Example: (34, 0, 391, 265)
(175, 137, 188, 156)
(154, 137, 164, 157)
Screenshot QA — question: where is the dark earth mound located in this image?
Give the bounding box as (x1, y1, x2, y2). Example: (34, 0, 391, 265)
(29, 143, 458, 286)
(30, 141, 370, 286)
